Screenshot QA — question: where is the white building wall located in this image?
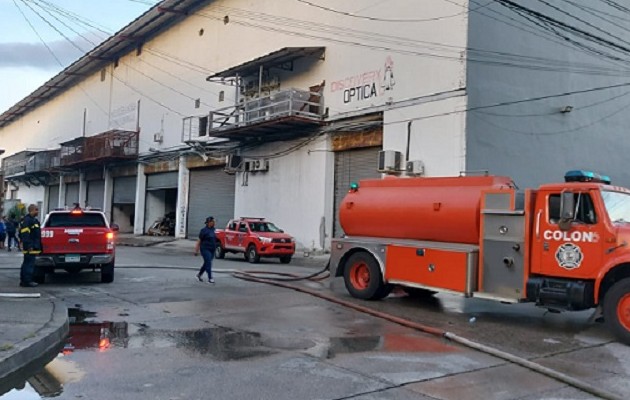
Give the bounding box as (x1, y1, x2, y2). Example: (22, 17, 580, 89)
(384, 94, 468, 177)
(0, 0, 470, 250)
(234, 136, 331, 251)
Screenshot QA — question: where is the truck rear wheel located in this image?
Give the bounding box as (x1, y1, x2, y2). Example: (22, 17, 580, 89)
(33, 266, 46, 284)
(215, 244, 225, 259)
(603, 277, 630, 345)
(343, 252, 391, 300)
(101, 262, 115, 283)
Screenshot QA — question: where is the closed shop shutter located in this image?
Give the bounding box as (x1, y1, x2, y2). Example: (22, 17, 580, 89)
(333, 147, 381, 238)
(187, 168, 235, 238)
(47, 185, 59, 213)
(87, 180, 105, 209)
(65, 183, 80, 207)
(147, 172, 178, 191)
(113, 176, 137, 204)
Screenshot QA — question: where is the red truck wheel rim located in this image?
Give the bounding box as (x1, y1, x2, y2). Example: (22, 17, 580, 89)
(349, 261, 370, 290)
(618, 293, 630, 331)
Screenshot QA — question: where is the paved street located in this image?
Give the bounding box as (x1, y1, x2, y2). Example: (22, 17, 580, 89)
(0, 241, 629, 399)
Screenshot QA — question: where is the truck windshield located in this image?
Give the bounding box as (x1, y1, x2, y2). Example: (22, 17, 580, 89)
(601, 190, 630, 223)
(249, 222, 283, 233)
(46, 213, 107, 228)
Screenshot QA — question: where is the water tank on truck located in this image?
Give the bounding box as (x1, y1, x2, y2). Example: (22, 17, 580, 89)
(339, 175, 515, 245)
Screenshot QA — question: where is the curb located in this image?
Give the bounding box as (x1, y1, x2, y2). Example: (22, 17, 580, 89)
(0, 300, 69, 395)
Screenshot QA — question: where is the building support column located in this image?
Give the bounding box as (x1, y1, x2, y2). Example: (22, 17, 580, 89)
(79, 171, 87, 208)
(175, 155, 190, 239)
(133, 163, 146, 235)
(103, 167, 113, 223)
(58, 177, 66, 208)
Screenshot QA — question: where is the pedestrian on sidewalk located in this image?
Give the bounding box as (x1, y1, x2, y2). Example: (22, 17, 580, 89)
(6, 217, 17, 251)
(19, 204, 42, 287)
(0, 217, 6, 250)
(194, 216, 217, 284)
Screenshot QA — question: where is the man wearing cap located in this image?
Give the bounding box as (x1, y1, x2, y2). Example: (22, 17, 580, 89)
(194, 216, 217, 283)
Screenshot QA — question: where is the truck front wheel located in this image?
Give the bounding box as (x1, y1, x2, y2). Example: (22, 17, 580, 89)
(343, 252, 391, 300)
(603, 277, 630, 345)
(247, 245, 260, 263)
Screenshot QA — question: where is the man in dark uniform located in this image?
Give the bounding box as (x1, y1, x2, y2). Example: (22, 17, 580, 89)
(19, 204, 42, 287)
(194, 216, 217, 284)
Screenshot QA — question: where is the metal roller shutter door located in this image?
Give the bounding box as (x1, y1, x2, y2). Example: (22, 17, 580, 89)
(87, 180, 105, 209)
(333, 147, 381, 238)
(65, 183, 80, 207)
(147, 172, 178, 190)
(47, 185, 59, 213)
(187, 169, 235, 239)
(113, 176, 137, 204)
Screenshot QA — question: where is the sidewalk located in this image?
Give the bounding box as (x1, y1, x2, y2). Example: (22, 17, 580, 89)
(0, 282, 68, 395)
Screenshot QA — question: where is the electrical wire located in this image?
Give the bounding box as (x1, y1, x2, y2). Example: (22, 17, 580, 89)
(294, 0, 492, 23)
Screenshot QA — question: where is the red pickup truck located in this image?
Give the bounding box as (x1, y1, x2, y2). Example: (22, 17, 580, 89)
(35, 207, 119, 283)
(215, 218, 295, 264)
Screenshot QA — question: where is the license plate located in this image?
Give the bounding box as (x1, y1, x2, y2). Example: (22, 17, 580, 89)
(65, 254, 80, 263)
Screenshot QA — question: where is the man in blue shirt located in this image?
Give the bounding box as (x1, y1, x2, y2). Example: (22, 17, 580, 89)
(194, 216, 217, 284)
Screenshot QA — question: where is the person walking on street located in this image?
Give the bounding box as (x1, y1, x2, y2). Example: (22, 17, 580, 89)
(194, 216, 217, 284)
(6, 217, 17, 251)
(0, 218, 6, 250)
(19, 204, 42, 287)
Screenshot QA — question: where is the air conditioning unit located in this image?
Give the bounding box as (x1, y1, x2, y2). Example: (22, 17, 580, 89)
(250, 159, 269, 172)
(406, 160, 425, 176)
(377, 150, 402, 173)
(153, 133, 163, 143)
(225, 154, 243, 171)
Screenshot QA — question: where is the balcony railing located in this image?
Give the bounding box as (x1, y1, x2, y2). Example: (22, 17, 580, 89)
(2, 150, 61, 177)
(60, 130, 138, 166)
(182, 88, 324, 142)
(25, 150, 60, 173)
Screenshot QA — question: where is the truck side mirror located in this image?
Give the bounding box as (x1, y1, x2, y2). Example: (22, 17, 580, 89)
(111, 223, 120, 232)
(559, 191, 575, 231)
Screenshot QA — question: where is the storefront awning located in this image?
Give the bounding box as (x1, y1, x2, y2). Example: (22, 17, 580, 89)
(207, 47, 325, 80)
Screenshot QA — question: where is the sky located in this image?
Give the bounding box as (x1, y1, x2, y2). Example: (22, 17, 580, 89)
(0, 0, 157, 113)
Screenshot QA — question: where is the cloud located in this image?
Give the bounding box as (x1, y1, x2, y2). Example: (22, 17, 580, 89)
(0, 37, 96, 69)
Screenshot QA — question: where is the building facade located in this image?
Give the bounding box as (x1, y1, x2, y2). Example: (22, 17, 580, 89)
(1, 0, 627, 252)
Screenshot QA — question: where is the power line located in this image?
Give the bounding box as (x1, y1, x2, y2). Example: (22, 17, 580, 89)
(471, 97, 630, 136)
(294, 0, 492, 23)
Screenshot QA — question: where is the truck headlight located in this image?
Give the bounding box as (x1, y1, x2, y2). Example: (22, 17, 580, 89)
(258, 236, 272, 244)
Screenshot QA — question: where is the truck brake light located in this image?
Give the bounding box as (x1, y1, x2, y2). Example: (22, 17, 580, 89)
(106, 232, 114, 240)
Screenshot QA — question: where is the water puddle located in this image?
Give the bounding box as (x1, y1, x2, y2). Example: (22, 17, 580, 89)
(1, 308, 456, 399)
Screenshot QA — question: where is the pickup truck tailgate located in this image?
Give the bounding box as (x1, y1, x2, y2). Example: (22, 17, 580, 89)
(42, 227, 112, 254)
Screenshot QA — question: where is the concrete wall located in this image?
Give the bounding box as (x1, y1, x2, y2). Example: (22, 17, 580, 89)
(466, 1, 630, 188)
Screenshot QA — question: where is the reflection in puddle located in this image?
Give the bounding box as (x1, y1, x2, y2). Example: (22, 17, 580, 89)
(0, 356, 82, 400)
(328, 334, 458, 358)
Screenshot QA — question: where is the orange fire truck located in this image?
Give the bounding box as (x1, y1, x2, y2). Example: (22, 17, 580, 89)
(330, 171, 630, 344)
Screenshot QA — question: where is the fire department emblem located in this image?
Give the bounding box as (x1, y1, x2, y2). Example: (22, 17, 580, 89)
(555, 243, 583, 270)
